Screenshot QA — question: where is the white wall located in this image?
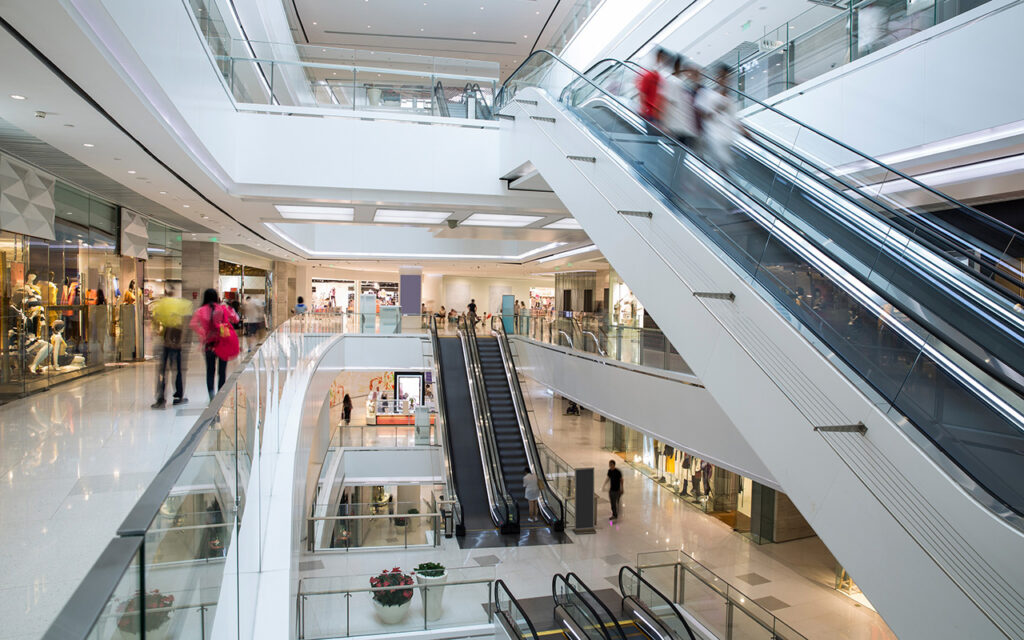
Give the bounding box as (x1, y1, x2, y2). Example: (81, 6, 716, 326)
(511, 337, 776, 488)
(440, 275, 553, 315)
(743, 0, 1024, 161)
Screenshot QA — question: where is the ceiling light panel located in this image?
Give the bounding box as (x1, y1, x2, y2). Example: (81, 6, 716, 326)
(543, 218, 583, 230)
(461, 213, 543, 227)
(276, 205, 355, 220)
(537, 244, 597, 263)
(374, 209, 452, 224)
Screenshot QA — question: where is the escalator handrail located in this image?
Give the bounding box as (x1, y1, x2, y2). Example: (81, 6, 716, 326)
(461, 317, 519, 527)
(490, 320, 566, 530)
(428, 316, 462, 530)
(612, 57, 1024, 270)
(560, 58, 1024, 398)
(457, 317, 516, 528)
(551, 574, 615, 640)
(565, 572, 627, 640)
(464, 82, 494, 120)
(595, 58, 1024, 290)
(617, 566, 697, 640)
(494, 579, 540, 640)
(497, 49, 1024, 520)
(434, 80, 451, 118)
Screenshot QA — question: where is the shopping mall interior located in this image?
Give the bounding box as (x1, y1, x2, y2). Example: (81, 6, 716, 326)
(1, 0, 1022, 639)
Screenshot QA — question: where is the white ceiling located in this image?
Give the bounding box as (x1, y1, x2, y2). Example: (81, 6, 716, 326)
(282, 0, 573, 77)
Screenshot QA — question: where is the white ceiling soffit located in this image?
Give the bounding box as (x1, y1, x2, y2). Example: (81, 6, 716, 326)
(0, 117, 210, 233)
(281, 0, 576, 76)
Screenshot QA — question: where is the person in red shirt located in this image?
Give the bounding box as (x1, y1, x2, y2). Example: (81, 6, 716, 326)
(636, 47, 675, 132)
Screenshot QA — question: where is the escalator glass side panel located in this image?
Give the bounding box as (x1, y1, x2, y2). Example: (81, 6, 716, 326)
(496, 51, 1024, 519)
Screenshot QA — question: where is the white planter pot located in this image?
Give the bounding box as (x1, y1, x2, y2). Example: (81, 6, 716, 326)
(372, 598, 412, 625)
(415, 571, 448, 621)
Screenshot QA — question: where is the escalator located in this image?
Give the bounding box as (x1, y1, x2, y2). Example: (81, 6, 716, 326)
(496, 51, 1024, 638)
(466, 320, 565, 532)
(432, 317, 516, 536)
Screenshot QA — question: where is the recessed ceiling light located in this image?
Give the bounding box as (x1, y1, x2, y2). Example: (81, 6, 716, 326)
(374, 209, 452, 224)
(544, 218, 582, 230)
(127, 170, 136, 174)
(472, 31, 476, 35)
(275, 204, 354, 221)
(420, 28, 424, 31)
(367, 25, 371, 28)
(82, 143, 94, 148)
(523, 35, 529, 38)
(462, 213, 542, 227)
(10, 95, 26, 100)
(312, 21, 317, 25)
(182, 204, 190, 208)
(200, 214, 210, 219)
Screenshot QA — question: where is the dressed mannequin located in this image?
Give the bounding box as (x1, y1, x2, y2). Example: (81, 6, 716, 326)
(122, 280, 137, 305)
(30, 320, 82, 373)
(44, 271, 59, 324)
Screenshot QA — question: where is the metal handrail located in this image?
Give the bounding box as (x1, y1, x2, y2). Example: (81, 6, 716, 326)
(458, 317, 518, 529)
(434, 80, 451, 118)
(491, 320, 566, 530)
(565, 573, 627, 639)
(557, 330, 574, 348)
(598, 55, 1024, 293)
(582, 330, 605, 356)
(429, 316, 463, 533)
(618, 566, 696, 640)
(494, 579, 540, 639)
(551, 573, 615, 640)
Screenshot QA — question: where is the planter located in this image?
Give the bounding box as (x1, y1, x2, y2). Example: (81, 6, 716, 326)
(115, 624, 171, 640)
(372, 598, 412, 625)
(415, 571, 448, 621)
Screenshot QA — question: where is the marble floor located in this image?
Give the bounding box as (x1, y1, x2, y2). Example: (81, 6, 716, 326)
(299, 378, 897, 640)
(0, 347, 230, 640)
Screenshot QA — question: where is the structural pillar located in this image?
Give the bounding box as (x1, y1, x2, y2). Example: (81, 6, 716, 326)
(181, 240, 219, 307)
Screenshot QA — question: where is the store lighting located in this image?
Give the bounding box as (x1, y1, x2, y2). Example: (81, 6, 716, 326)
(82, 143, 94, 148)
(461, 213, 542, 227)
(536, 244, 597, 263)
(374, 209, 452, 224)
(10, 94, 25, 100)
(275, 204, 355, 221)
(543, 218, 582, 230)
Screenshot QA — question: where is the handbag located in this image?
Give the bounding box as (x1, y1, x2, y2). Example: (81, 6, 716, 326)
(208, 304, 240, 361)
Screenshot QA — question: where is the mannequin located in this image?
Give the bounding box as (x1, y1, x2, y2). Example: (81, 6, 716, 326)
(44, 271, 59, 324)
(122, 280, 137, 305)
(30, 320, 82, 373)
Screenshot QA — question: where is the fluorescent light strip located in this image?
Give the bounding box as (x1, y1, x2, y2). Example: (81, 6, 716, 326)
(543, 218, 583, 230)
(536, 244, 597, 263)
(265, 223, 564, 260)
(276, 205, 354, 221)
(374, 209, 452, 224)
(461, 213, 543, 227)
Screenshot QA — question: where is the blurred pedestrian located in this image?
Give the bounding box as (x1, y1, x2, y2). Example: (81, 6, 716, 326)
(697, 63, 741, 170)
(190, 288, 240, 400)
(151, 291, 192, 409)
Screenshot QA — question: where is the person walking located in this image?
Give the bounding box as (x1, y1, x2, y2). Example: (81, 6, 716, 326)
(342, 393, 353, 426)
(151, 291, 192, 409)
(602, 460, 624, 521)
(294, 296, 308, 314)
(467, 298, 478, 328)
(523, 467, 541, 522)
(190, 288, 240, 400)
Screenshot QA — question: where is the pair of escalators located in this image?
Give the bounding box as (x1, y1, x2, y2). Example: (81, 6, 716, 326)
(431, 316, 564, 538)
(495, 51, 1024, 522)
(494, 567, 699, 640)
(433, 81, 493, 119)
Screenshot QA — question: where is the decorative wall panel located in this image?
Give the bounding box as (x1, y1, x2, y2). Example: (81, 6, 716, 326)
(0, 153, 56, 240)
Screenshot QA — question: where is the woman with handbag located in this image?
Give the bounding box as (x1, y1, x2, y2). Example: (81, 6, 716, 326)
(190, 288, 240, 399)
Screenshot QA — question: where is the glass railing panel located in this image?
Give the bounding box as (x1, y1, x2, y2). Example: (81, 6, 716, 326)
(679, 564, 729, 637)
(83, 548, 142, 639)
(312, 513, 439, 551)
(299, 572, 494, 639)
(555, 583, 606, 640)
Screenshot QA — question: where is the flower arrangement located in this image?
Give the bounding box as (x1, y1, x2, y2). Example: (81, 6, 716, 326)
(369, 568, 415, 607)
(116, 589, 175, 634)
(413, 561, 446, 578)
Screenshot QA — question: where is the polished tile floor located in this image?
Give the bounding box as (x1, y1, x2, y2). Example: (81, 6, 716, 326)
(0, 349, 222, 640)
(300, 377, 897, 640)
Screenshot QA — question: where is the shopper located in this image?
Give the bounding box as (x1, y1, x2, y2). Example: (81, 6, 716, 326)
(294, 296, 308, 314)
(190, 288, 240, 400)
(662, 55, 701, 151)
(523, 467, 541, 522)
(342, 393, 353, 426)
(602, 460, 624, 521)
(697, 63, 742, 170)
(700, 460, 712, 497)
(467, 299, 478, 327)
(636, 47, 674, 133)
(150, 291, 192, 409)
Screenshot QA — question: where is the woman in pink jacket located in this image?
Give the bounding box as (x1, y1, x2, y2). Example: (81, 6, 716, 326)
(190, 288, 239, 399)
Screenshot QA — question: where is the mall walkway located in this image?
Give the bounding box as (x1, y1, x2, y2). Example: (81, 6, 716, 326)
(0, 348, 225, 640)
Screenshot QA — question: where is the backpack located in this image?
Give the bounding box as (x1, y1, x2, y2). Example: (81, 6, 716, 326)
(208, 304, 240, 361)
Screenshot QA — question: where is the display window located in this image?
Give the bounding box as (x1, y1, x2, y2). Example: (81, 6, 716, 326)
(312, 279, 355, 312)
(0, 184, 146, 398)
(360, 281, 398, 307)
(529, 287, 554, 313)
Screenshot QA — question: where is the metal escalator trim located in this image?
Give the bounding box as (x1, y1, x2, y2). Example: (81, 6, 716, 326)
(621, 596, 675, 640)
(618, 567, 697, 640)
(565, 573, 627, 639)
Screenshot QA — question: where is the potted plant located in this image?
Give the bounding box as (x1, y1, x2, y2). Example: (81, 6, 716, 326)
(115, 589, 174, 639)
(369, 567, 415, 624)
(413, 561, 448, 621)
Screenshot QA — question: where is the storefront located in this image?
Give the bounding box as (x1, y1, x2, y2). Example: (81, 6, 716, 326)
(360, 281, 399, 309)
(0, 182, 148, 398)
(528, 286, 555, 313)
(311, 278, 356, 312)
(609, 267, 643, 327)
